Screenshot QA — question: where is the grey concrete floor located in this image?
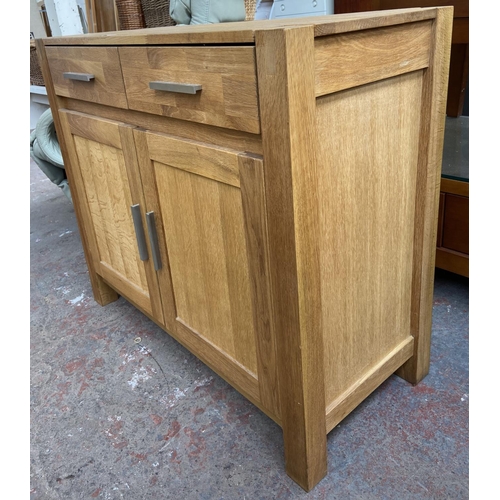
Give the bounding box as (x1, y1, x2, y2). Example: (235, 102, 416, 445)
(30, 155, 469, 499)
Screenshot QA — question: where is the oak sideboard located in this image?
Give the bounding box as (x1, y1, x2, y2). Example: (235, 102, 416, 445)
(37, 7, 453, 491)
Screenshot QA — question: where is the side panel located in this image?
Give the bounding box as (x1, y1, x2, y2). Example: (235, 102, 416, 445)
(315, 20, 432, 96)
(317, 72, 422, 413)
(314, 7, 453, 427)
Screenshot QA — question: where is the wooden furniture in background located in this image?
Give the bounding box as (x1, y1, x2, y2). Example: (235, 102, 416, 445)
(436, 177, 469, 276)
(334, 0, 468, 117)
(435, 115, 469, 277)
(85, 0, 120, 32)
(37, 7, 453, 491)
(30, 40, 45, 86)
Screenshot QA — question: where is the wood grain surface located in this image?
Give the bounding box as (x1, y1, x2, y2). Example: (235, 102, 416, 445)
(39, 8, 454, 492)
(315, 20, 431, 95)
(59, 111, 161, 320)
(316, 71, 423, 408)
(119, 46, 260, 133)
(45, 46, 128, 109)
(256, 25, 327, 491)
(397, 7, 453, 383)
(42, 8, 437, 45)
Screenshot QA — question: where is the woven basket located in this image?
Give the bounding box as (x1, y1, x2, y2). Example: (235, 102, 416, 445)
(245, 0, 257, 21)
(141, 0, 175, 28)
(117, 0, 256, 30)
(115, 0, 146, 30)
(30, 45, 45, 86)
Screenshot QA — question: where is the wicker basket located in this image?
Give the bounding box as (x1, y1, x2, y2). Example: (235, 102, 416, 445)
(140, 0, 175, 28)
(117, 0, 256, 30)
(245, 0, 257, 21)
(115, 0, 147, 30)
(30, 44, 45, 86)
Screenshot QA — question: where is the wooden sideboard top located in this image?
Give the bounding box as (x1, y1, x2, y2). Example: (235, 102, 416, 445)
(41, 7, 438, 45)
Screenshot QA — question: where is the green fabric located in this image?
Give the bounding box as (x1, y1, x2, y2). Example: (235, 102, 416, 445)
(170, 0, 245, 25)
(30, 109, 72, 203)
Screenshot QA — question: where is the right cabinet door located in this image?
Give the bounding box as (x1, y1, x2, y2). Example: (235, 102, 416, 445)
(134, 130, 280, 421)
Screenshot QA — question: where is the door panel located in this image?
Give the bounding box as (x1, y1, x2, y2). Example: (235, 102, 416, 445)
(59, 110, 163, 322)
(134, 130, 280, 421)
(74, 136, 147, 287)
(155, 163, 256, 372)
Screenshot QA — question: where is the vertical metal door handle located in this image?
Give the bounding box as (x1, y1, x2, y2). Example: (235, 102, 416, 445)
(146, 211, 162, 271)
(130, 204, 148, 261)
(63, 72, 95, 81)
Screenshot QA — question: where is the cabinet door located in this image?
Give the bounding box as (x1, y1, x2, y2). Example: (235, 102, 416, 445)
(134, 130, 280, 421)
(59, 110, 164, 323)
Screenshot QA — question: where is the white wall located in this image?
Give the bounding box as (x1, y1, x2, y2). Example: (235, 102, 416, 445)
(31, 0, 89, 38)
(44, 0, 85, 36)
(30, 0, 47, 38)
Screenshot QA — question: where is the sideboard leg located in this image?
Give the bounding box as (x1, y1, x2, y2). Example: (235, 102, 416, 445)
(279, 345, 328, 491)
(88, 272, 119, 306)
(396, 7, 453, 385)
(256, 26, 327, 491)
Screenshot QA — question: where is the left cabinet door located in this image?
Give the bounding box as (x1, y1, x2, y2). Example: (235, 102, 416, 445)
(59, 110, 164, 323)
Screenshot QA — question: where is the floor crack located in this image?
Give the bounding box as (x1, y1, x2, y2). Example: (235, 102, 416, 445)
(137, 342, 168, 380)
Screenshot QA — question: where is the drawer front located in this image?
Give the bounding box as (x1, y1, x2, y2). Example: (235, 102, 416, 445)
(45, 46, 128, 109)
(119, 46, 260, 134)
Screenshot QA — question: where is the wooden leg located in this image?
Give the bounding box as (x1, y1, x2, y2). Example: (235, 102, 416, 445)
(280, 369, 328, 491)
(397, 8, 453, 385)
(256, 26, 327, 491)
(88, 270, 119, 306)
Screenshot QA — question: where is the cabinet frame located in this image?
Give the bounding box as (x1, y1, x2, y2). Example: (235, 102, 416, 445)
(36, 7, 453, 491)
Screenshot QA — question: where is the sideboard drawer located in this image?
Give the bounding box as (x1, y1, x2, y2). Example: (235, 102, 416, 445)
(119, 46, 260, 134)
(45, 46, 128, 109)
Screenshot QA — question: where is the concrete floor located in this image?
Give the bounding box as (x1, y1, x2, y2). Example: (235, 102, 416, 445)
(30, 155, 469, 499)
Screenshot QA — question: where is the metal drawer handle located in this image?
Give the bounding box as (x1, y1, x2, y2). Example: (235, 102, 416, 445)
(63, 72, 95, 82)
(130, 204, 148, 261)
(146, 211, 162, 271)
(149, 81, 202, 94)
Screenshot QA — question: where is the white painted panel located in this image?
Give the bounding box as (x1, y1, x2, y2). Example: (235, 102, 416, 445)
(44, 0, 84, 36)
